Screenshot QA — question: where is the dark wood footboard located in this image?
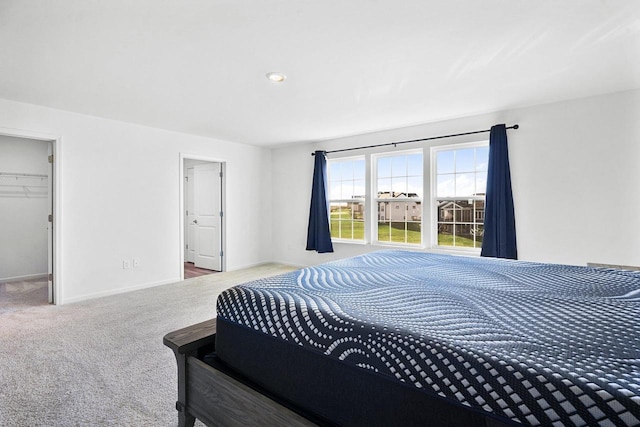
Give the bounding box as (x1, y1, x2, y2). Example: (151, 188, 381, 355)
(163, 318, 315, 427)
(164, 319, 515, 427)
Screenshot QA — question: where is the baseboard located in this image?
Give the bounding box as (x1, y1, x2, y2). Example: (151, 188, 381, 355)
(226, 261, 274, 271)
(62, 277, 181, 305)
(227, 261, 302, 272)
(62, 262, 302, 305)
(0, 273, 48, 283)
(268, 260, 307, 269)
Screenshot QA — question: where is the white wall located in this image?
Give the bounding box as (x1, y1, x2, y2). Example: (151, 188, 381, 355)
(0, 98, 272, 304)
(271, 89, 640, 268)
(0, 136, 49, 280)
(1, 89, 637, 302)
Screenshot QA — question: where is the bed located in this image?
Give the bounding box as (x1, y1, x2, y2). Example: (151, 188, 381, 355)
(164, 250, 640, 426)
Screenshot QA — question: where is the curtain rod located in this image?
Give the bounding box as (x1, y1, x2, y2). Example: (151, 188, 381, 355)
(311, 124, 519, 156)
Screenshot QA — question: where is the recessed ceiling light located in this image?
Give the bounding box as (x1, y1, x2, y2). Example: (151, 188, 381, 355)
(266, 72, 286, 82)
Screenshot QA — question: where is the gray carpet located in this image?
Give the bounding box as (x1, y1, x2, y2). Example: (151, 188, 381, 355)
(0, 276, 49, 314)
(0, 264, 297, 426)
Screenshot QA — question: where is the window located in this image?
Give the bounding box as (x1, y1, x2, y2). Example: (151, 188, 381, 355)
(432, 143, 488, 249)
(326, 142, 487, 250)
(375, 151, 423, 245)
(328, 157, 365, 241)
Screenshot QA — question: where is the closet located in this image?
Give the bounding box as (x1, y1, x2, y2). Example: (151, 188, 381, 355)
(0, 135, 51, 307)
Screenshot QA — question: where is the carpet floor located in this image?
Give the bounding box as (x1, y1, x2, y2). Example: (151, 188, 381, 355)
(0, 263, 297, 426)
(0, 276, 49, 314)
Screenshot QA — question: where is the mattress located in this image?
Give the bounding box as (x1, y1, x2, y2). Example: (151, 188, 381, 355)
(216, 250, 640, 426)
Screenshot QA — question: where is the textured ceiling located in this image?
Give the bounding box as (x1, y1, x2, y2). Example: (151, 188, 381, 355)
(1, 0, 639, 146)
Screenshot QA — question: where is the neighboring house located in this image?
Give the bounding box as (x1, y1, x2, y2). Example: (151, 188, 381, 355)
(377, 192, 421, 222)
(351, 197, 365, 217)
(438, 199, 485, 223)
(437, 199, 485, 237)
(330, 197, 365, 220)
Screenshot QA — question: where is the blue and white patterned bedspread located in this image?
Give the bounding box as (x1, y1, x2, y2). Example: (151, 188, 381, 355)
(217, 250, 640, 426)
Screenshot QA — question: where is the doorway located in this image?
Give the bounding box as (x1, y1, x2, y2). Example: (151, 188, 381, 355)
(181, 157, 225, 280)
(0, 134, 56, 310)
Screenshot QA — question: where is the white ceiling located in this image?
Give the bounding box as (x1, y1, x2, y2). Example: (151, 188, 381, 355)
(1, 1, 639, 146)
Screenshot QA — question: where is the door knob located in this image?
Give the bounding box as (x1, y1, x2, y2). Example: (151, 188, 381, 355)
(193, 219, 198, 224)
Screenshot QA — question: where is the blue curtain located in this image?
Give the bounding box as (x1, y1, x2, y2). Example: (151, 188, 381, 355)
(481, 124, 517, 259)
(306, 151, 334, 253)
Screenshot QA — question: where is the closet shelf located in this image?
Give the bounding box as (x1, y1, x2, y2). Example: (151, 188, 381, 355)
(0, 171, 48, 198)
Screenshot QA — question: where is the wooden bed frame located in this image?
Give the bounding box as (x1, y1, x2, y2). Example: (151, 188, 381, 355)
(163, 318, 316, 427)
(164, 319, 513, 427)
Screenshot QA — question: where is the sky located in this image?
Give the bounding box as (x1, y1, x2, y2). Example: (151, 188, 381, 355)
(436, 146, 488, 197)
(328, 146, 488, 200)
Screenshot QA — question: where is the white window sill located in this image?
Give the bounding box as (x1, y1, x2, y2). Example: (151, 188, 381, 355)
(426, 246, 481, 257)
(331, 239, 482, 258)
(331, 239, 367, 245)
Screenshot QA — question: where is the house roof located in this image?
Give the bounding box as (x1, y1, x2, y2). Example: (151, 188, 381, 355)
(378, 191, 420, 199)
(438, 200, 485, 209)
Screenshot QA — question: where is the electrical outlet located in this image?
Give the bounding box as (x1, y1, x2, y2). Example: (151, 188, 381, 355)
(133, 258, 141, 268)
(123, 260, 131, 269)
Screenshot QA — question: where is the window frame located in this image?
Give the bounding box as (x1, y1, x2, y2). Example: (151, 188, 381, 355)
(325, 140, 489, 254)
(372, 149, 424, 247)
(430, 141, 489, 252)
(326, 155, 367, 243)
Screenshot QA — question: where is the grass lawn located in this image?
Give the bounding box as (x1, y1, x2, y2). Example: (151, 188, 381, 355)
(330, 208, 365, 240)
(331, 208, 352, 220)
(331, 208, 423, 243)
(437, 233, 479, 248)
(332, 208, 481, 247)
(377, 222, 421, 244)
(330, 219, 365, 240)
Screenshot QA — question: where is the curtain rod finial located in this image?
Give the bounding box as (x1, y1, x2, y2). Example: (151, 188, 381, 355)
(513, 124, 519, 130)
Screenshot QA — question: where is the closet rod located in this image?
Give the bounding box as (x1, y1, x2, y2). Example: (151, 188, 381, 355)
(0, 172, 48, 178)
(311, 124, 519, 156)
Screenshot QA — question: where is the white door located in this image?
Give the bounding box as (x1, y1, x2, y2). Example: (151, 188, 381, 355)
(186, 168, 196, 263)
(47, 141, 53, 303)
(193, 163, 221, 271)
